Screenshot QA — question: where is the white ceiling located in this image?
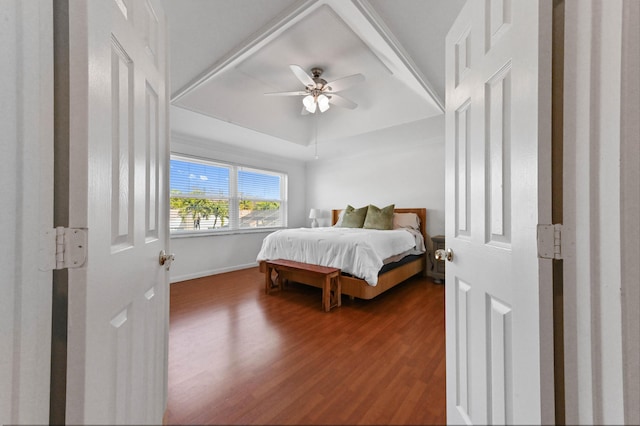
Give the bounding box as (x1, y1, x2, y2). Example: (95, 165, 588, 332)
(162, 0, 466, 161)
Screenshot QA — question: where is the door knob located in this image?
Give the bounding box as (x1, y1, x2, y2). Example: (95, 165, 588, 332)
(434, 248, 454, 262)
(159, 250, 175, 270)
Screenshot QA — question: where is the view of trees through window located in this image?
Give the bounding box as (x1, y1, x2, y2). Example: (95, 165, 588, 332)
(170, 156, 286, 232)
(170, 192, 229, 230)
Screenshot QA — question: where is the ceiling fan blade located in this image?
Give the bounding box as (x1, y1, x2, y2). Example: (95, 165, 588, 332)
(264, 90, 308, 96)
(325, 73, 365, 92)
(301, 106, 310, 116)
(289, 64, 315, 87)
(327, 93, 357, 110)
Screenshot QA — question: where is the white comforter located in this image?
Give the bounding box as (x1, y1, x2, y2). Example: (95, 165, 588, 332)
(256, 227, 423, 286)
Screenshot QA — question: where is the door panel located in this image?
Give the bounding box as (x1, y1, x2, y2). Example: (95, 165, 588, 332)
(485, 62, 511, 246)
(445, 1, 553, 424)
(111, 36, 135, 249)
(146, 82, 160, 240)
(66, 0, 169, 423)
(454, 279, 471, 419)
(455, 99, 471, 238)
(487, 294, 513, 424)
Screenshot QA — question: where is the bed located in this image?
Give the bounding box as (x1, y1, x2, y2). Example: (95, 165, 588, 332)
(257, 207, 427, 300)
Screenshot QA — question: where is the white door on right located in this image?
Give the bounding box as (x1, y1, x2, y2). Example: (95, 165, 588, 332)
(444, 1, 554, 424)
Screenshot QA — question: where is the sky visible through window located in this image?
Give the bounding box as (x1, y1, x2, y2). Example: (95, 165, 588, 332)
(170, 159, 280, 199)
(238, 169, 280, 199)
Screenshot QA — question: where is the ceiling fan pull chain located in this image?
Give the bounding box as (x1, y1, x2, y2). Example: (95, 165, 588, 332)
(315, 112, 319, 160)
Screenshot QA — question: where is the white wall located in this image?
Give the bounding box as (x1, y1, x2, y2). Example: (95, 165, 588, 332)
(169, 132, 306, 282)
(305, 115, 445, 238)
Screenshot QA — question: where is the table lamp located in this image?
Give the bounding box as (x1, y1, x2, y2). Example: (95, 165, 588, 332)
(309, 209, 319, 228)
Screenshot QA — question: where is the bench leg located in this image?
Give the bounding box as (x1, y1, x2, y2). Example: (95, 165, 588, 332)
(265, 266, 281, 294)
(323, 275, 331, 312)
(264, 265, 270, 294)
(334, 276, 341, 307)
(322, 274, 341, 312)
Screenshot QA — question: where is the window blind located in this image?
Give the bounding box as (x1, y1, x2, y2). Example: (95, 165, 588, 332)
(170, 155, 287, 233)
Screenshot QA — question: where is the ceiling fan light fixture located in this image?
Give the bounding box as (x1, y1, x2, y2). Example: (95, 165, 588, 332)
(303, 94, 316, 113)
(267, 65, 364, 115)
(317, 94, 330, 112)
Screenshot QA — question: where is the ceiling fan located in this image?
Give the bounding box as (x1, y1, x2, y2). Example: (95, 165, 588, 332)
(265, 65, 365, 114)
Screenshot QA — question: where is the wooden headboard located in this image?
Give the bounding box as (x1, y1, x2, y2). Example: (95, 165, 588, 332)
(331, 207, 427, 242)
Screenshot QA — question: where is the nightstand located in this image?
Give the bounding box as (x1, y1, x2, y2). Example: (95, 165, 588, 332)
(431, 235, 445, 283)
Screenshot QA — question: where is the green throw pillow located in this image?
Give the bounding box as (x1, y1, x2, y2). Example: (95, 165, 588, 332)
(363, 204, 395, 230)
(340, 205, 369, 228)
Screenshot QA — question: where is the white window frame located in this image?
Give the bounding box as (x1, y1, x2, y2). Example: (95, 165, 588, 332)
(170, 154, 288, 237)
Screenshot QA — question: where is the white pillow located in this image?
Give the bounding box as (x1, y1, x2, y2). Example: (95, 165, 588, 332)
(333, 209, 346, 227)
(393, 212, 420, 230)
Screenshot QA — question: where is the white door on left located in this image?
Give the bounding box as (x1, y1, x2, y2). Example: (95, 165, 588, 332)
(65, 0, 170, 423)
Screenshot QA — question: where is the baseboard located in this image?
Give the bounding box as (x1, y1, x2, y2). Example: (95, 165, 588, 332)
(170, 262, 258, 283)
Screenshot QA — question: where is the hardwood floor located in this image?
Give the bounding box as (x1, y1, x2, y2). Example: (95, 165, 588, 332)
(167, 267, 446, 425)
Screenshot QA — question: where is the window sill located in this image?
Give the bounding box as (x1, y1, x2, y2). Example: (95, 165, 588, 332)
(170, 227, 284, 239)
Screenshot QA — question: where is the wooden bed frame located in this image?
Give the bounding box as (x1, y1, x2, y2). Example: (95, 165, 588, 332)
(330, 207, 427, 299)
(259, 208, 427, 300)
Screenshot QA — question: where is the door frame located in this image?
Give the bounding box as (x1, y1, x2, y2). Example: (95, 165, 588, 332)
(1, 1, 54, 424)
(562, 0, 639, 424)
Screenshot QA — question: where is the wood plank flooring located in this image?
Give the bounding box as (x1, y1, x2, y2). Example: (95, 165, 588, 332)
(167, 267, 446, 425)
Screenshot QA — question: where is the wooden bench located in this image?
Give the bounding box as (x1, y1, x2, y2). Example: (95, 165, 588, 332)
(263, 259, 341, 312)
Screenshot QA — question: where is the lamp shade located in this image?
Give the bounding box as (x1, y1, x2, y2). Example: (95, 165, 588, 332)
(309, 208, 319, 228)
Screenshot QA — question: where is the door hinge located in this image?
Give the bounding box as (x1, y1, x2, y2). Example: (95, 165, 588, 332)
(537, 224, 562, 260)
(39, 227, 88, 271)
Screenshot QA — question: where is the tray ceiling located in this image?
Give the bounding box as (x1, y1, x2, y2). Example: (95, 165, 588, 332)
(171, 0, 444, 149)
(163, 0, 468, 160)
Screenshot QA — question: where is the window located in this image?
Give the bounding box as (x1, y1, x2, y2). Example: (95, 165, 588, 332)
(170, 154, 287, 234)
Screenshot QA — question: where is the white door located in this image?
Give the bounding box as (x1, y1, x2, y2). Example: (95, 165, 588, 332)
(65, 1, 170, 424)
(444, 1, 554, 424)
(1, 1, 54, 424)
